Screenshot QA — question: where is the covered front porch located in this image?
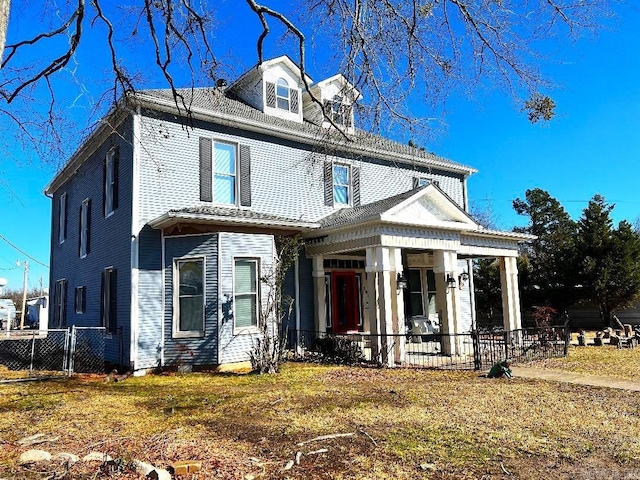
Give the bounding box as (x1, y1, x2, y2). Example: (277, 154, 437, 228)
(303, 185, 533, 367)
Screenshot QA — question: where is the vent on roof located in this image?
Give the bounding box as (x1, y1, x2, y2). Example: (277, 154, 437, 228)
(215, 78, 228, 89)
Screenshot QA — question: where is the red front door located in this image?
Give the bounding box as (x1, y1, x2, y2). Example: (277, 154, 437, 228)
(331, 271, 360, 333)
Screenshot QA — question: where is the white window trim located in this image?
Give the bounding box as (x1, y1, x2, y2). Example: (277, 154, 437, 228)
(333, 163, 352, 207)
(105, 149, 115, 218)
(233, 257, 260, 335)
(80, 198, 89, 259)
(173, 256, 206, 339)
(58, 192, 67, 244)
(212, 140, 238, 207)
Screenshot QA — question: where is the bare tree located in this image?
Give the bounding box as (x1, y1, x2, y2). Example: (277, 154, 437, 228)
(0, 0, 613, 161)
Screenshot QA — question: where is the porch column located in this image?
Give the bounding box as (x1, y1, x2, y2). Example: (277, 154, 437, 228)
(434, 250, 461, 355)
(499, 256, 522, 331)
(390, 247, 406, 365)
(365, 248, 381, 363)
(376, 246, 395, 367)
(312, 256, 326, 334)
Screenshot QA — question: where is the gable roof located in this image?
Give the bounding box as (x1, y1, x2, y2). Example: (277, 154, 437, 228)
(227, 55, 313, 91)
(318, 183, 480, 232)
(134, 87, 476, 176)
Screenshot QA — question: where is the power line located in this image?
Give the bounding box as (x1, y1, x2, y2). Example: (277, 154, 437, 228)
(0, 233, 49, 268)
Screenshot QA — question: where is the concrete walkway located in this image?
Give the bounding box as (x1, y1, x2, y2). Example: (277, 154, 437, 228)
(512, 367, 640, 392)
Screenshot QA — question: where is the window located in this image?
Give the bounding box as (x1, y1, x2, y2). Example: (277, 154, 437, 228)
(79, 198, 91, 258)
(213, 142, 236, 205)
(75, 286, 86, 314)
(333, 164, 351, 205)
(234, 258, 259, 330)
(101, 267, 117, 333)
(408, 269, 424, 316)
(58, 193, 67, 244)
(53, 279, 67, 328)
(276, 78, 290, 111)
(407, 268, 438, 318)
(325, 95, 352, 128)
(174, 258, 205, 336)
(416, 177, 440, 188)
(104, 148, 119, 217)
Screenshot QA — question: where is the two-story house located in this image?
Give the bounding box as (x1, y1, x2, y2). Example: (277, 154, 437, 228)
(45, 55, 529, 371)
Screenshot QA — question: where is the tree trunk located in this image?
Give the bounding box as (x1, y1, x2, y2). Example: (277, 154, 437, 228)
(0, 0, 9, 65)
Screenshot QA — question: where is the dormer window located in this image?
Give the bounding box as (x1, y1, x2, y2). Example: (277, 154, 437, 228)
(325, 95, 352, 128)
(265, 78, 300, 114)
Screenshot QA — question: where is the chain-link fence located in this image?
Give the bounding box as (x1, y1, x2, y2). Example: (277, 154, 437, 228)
(0, 327, 122, 379)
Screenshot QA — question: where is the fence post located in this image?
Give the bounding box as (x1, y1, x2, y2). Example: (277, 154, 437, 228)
(68, 326, 77, 376)
(472, 330, 481, 371)
(29, 330, 37, 376)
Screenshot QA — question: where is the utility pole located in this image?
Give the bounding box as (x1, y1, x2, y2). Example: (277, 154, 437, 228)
(19, 260, 28, 330)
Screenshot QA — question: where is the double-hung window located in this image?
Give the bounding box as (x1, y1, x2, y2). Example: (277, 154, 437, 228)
(104, 148, 118, 217)
(101, 267, 117, 333)
(174, 258, 205, 337)
(325, 95, 352, 128)
(79, 198, 91, 258)
(53, 279, 67, 328)
(333, 164, 351, 205)
(58, 193, 67, 244)
(276, 78, 290, 111)
(75, 286, 86, 314)
(234, 258, 259, 331)
(214, 142, 237, 205)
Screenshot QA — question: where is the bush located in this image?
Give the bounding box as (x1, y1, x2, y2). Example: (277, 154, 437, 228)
(313, 336, 366, 365)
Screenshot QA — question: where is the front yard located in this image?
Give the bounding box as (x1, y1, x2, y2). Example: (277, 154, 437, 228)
(2, 352, 640, 479)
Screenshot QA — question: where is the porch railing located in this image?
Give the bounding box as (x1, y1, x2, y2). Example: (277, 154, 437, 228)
(288, 325, 569, 371)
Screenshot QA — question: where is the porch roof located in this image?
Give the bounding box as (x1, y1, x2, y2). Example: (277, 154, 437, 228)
(307, 185, 534, 257)
(149, 205, 320, 231)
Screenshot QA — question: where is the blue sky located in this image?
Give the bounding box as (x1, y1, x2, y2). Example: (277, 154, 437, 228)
(0, 2, 639, 290)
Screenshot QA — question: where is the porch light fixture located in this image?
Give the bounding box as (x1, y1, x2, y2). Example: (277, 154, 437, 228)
(446, 273, 457, 289)
(458, 271, 469, 289)
(396, 273, 408, 290)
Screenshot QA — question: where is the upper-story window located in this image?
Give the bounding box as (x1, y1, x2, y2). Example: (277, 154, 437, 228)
(325, 95, 352, 128)
(333, 164, 351, 205)
(265, 78, 300, 114)
(79, 198, 91, 258)
(214, 142, 237, 205)
(104, 147, 119, 217)
(415, 177, 440, 188)
(58, 192, 67, 244)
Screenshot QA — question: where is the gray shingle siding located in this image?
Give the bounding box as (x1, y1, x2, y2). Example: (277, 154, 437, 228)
(49, 116, 134, 367)
(218, 232, 274, 365)
(163, 234, 219, 366)
(135, 110, 466, 230)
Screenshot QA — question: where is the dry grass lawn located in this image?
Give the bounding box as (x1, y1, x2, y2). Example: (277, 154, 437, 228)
(1, 361, 640, 479)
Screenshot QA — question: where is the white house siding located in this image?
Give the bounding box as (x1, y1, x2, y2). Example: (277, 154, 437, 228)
(218, 232, 274, 365)
(163, 234, 219, 366)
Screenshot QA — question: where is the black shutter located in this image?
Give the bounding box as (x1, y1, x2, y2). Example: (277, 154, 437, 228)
(352, 166, 361, 207)
(113, 147, 119, 210)
(86, 199, 91, 255)
(78, 204, 83, 257)
(413, 177, 420, 189)
(239, 144, 252, 207)
(102, 158, 107, 217)
(81, 286, 86, 314)
(53, 282, 60, 327)
(110, 269, 117, 332)
(63, 194, 68, 240)
(290, 89, 299, 114)
(100, 270, 105, 328)
(199, 137, 213, 202)
(324, 161, 333, 207)
(266, 82, 276, 108)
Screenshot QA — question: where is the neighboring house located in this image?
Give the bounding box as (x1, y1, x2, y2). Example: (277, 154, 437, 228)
(45, 55, 530, 371)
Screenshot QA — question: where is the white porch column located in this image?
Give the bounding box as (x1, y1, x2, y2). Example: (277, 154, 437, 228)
(499, 256, 522, 331)
(390, 247, 406, 365)
(434, 250, 461, 355)
(365, 248, 380, 363)
(376, 247, 395, 367)
(312, 256, 326, 334)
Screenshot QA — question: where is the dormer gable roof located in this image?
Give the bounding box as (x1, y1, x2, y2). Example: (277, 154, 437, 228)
(228, 55, 313, 92)
(306, 73, 361, 102)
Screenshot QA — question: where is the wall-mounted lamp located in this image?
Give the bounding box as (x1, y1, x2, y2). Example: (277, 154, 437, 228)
(446, 273, 457, 289)
(396, 273, 408, 290)
(458, 271, 469, 289)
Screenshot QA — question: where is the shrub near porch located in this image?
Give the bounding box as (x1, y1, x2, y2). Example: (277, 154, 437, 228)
(1, 364, 639, 479)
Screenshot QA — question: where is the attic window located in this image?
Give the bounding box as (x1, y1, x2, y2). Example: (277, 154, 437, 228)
(276, 78, 290, 110)
(324, 95, 352, 128)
